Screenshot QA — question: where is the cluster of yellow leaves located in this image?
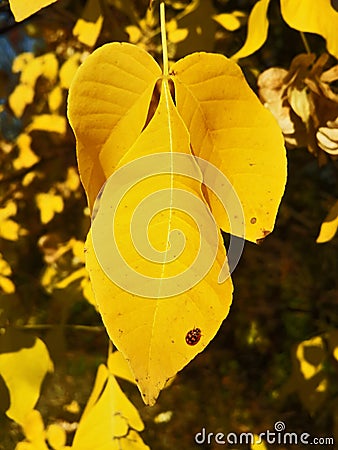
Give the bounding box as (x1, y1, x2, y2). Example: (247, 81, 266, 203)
(9, 0, 103, 48)
(4, 50, 82, 216)
(9, 50, 81, 120)
(125, 0, 194, 53)
(284, 332, 338, 415)
(14, 353, 148, 450)
(68, 41, 286, 405)
(34, 167, 81, 225)
(213, 0, 338, 60)
(0, 200, 27, 241)
(258, 53, 338, 156)
(256, 53, 338, 243)
(39, 236, 95, 306)
(0, 338, 149, 450)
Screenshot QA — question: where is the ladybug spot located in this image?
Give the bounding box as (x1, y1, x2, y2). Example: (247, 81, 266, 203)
(250, 217, 257, 224)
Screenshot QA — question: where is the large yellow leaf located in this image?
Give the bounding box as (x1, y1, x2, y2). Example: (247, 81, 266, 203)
(231, 0, 271, 60)
(8, 0, 58, 22)
(72, 364, 149, 450)
(85, 80, 233, 405)
(171, 52, 287, 243)
(68, 42, 286, 405)
(68, 43, 162, 211)
(280, 0, 338, 59)
(0, 337, 53, 425)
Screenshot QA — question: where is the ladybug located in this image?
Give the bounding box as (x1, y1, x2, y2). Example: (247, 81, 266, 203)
(185, 327, 201, 345)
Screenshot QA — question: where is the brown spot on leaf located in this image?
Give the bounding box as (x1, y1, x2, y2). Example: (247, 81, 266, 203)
(256, 229, 271, 244)
(250, 217, 257, 224)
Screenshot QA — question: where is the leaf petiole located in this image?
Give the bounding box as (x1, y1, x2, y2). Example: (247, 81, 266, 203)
(160, 0, 169, 76)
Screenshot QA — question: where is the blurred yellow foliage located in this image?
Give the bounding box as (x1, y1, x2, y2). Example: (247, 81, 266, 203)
(0, 252, 15, 293)
(0, 200, 26, 241)
(36, 191, 64, 224)
(72, 0, 103, 47)
(316, 200, 338, 243)
(14, 134, 39, 170)
(9, 53, 58, 118)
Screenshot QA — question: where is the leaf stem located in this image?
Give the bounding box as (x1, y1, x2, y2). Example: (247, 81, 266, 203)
(300, 32, 311, 54)
(160, 0, 169, 76)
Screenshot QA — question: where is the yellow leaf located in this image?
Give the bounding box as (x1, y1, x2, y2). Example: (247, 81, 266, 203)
(280, 0, 338, 59)
(71, 238, 85, 261)
(59, 53, 82, 89)
(12, 52, 34, 72)
(316, 200, 338, 243)
(80, 277, 96, 307)
(0, 201, 24, 241)
(65, 167, 80, 192)
(213, 11, 247, 31)
(8, 0, 58, 21)
(21, 410, 46, 444)
(41, 265, 58, 290)
(125, 25, 142, 44)
(9, 84, 34, 118)
(0, 200, 17, 218)
(107, 351, 137, 385)
(231, 0, 271, 60)
(55, 267, 87, 289)
(15, 442, 36, 450)
(333, 347, 338, 361)
(36, 192, 64, 224)
(168, 28, 189, 44)
(48, 85, 63, 112)
(72, 0, 103, 47)
(172, 52, 287, 242)
(0, 275, 15, 293)
(72, 364, 148, 450)
(68, 42, 162, 211)
(0, 253, 15, 293)
(86, 80, 233, 405)
(0, 252, 12, 277)
(69, 42, 286, 405)
(296, 336, 324, 380)
(22, 172, 39, 187)
(20, 53, 58, 85)
(251, 435, 268, 449)
(288, 86, 310, 124)
(0, 338, 53, 424)
(10, 53, 59, 117)
(27, 114, 66, 134)
(63, 400, 80, 414)
(46, 424, 66, 449)
(0, 218, 21, 241)
(14, 133, 39, 170)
